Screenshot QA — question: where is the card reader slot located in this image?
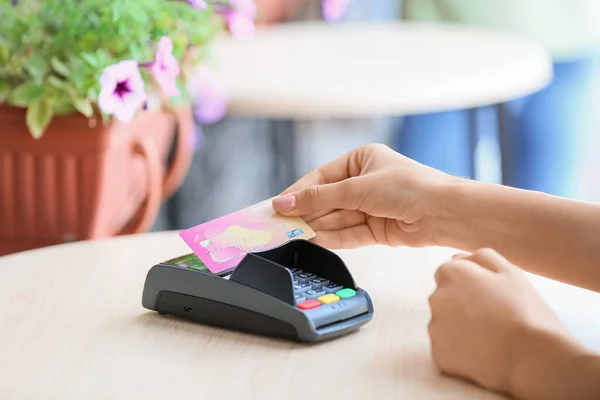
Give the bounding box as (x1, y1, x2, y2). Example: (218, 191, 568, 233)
(229, 255, 296, 305)
(315, 312, 372, 336)
(251, 240, 358, 289)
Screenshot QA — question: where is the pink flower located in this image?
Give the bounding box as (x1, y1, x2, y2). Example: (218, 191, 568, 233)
(227, 11, 256, 40)
(188, 0, 207, 9)
(217, 0, 256, 40)
(230, 0, 257, 19)
(190, 68, 228, 125)
(322, 0, 350, 22)
(149, 36, 180, 97)
(98, 60, 147, 122)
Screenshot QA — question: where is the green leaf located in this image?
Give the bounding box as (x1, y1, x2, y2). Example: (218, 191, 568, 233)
(69, 69, 88, 92)
(8, 82, 45, 106)
(111, 3, 121, 22)
(46, 85, 76, 115)
(47, 76, 80, 100)
(0, 44, 10, 64)
(25, 53, 49, 83)
(52, 99, 76, 115)
(26, 99, 54, 139)
(1, 0, 223, 120)
(0, 81, 9, 103)
(50, 57, 71, 77)
(81, 31, 100, 49)
(73, 97, 94, 117)
(47, 75, 69, 89)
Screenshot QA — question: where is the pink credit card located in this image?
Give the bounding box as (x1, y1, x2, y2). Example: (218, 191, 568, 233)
(179, 198, 316, 274)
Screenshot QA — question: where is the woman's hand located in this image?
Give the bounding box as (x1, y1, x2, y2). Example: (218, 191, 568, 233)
(272, 144, 456, 249)
(429, 248, 599, 399)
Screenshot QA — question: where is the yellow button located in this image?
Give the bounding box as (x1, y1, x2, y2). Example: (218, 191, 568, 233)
(318, 294, 340, 304)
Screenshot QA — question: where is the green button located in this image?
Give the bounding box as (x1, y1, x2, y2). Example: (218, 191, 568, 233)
(336, 288, 356, 299)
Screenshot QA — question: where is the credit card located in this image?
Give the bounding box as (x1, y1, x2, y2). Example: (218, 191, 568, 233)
(179, 198, 316, 274)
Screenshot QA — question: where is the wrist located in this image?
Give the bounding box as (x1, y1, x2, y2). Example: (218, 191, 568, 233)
(427, 177, 549, 251)
(427, 178, 503, 249)
(508, 327, 600, 399)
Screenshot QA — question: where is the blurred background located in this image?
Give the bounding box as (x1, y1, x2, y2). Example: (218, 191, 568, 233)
(1, 0, 599, 254)
(154, 0, 600, 230)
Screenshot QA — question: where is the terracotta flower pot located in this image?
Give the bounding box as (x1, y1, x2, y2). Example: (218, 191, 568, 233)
(0, 105, 194, 256)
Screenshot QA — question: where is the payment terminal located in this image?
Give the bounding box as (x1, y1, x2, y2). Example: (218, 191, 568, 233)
(141, 240, 374, 342)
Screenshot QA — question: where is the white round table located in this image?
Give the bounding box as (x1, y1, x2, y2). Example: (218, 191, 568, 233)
(207, 21, 553, 183)
(209, 21, 553, 119)
(1, 232, 599, 399)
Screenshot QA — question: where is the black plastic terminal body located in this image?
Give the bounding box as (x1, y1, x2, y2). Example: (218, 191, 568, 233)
(141, 240, 374, 342)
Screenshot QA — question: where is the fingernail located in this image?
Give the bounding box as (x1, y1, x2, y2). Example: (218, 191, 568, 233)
(273, 195, 296, 211)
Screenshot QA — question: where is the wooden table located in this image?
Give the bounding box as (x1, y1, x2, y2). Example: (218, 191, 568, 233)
(2, 232, 600, 398)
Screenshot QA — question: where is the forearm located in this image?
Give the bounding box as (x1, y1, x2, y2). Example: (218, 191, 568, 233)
(508, 328, 600, 400)
(433, 179, 600, 292)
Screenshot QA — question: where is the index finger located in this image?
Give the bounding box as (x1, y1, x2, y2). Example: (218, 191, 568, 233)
(434, 258, 495, 287)
(465, 248, 514, 273)
(280, 149, 355, 195)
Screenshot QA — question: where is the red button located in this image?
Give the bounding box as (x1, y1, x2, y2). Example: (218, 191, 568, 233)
(297, 300, 320, 310)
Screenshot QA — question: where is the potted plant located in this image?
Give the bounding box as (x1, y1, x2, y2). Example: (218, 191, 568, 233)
(0, 0, 251, 255)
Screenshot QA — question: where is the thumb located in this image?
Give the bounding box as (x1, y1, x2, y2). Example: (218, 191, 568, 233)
(272, 179, 358, 216)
